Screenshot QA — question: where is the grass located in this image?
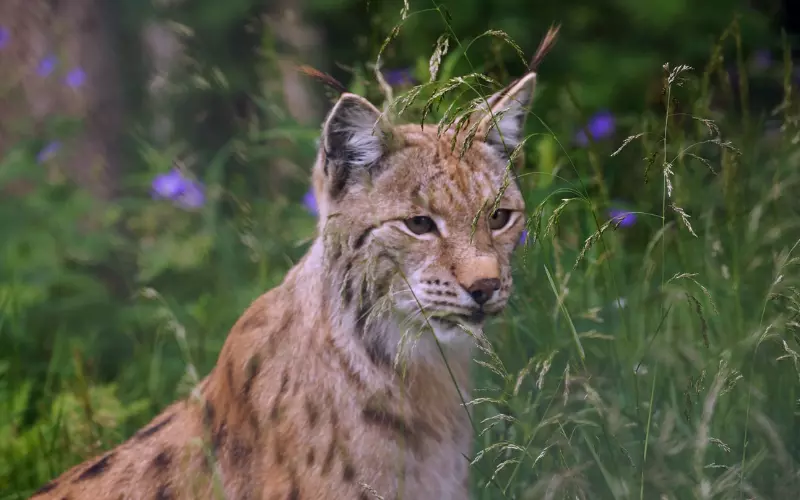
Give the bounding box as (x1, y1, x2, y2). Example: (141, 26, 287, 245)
(1, 4, 799, 499)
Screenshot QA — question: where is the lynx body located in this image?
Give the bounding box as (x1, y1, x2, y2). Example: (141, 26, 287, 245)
(30, 71, 537, 500)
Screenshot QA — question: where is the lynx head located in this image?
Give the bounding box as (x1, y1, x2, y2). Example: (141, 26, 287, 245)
(313, 73, 535, 352)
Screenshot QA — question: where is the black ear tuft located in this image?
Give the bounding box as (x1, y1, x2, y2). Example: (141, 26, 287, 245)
(322, 93, 387, 198)
(477, 72, 537, 160)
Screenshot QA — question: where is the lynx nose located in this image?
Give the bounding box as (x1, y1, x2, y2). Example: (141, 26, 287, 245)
(466, 278, 501, 306)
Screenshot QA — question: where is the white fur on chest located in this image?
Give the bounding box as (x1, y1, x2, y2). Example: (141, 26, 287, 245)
(402, 430, 472, 500)
(352, 390, 474, 500)
(357, 430, 470, 500)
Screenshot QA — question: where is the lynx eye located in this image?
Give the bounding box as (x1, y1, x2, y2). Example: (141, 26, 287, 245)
(404, 216, 437, 235)
(488, 209, 512, 230)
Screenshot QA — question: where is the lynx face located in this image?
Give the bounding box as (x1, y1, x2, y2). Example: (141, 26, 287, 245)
(314, 74, 535, 351)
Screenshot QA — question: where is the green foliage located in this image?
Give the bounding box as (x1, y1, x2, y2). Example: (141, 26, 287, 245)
(0, 99, 316, 496)
(2, 1, 800, 499)
(307, 0, 774, 110)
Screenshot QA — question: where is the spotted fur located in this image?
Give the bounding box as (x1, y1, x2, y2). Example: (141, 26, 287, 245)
(29, 72, 537, 500)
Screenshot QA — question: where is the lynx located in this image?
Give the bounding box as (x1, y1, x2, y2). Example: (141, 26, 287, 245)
(29, 68, 539, 499)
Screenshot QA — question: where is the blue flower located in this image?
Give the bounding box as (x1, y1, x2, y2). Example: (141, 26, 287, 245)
(608, 208, 636, 227)
(382, 68, 417, 87)
(519, 229, 528, 246)
(65, 68, 86, 88)
(36, 141, 61, 163)
(151, 169, 206, 210)
(303, 188, 318, 216)
(0, 27, 9, 50)
(175, 180, 206, 210)
(575, 110, 615, 146)
(37, 55, 57, 77)
(752, 49, 771, 71)
(151, 169, 186, 200)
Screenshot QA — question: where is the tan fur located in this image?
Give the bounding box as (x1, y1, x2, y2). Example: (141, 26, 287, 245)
(30, 72, 537, 500)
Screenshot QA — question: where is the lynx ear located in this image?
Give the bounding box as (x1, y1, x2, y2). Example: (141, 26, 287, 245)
(321, 93, 390, 198)
(476, 72, 537, 160)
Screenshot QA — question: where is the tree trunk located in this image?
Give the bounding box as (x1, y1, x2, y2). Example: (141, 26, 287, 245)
(265, 0, 325, 126)
(0, 0, 124, 200)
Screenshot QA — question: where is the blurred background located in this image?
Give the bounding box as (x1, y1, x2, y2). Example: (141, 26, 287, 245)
(2, 0, 800, 498)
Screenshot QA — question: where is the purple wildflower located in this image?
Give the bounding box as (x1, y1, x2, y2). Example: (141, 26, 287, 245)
(608, 208, 636, 227)
(0, 27, 9, 49)
(175, 180, 206, 210)
(65, 68, 86, 88)
(151, 169, 186, 199)
(575, 110, 616, 146)
(36, 141, 61, 163)
(303, 189, 318, 216)
(752, 49, 771, 71)
(382, 68, 417, 87)
(151, 169, 206, 210)
(518, 229, 529, 247)
(37, 55, 57, 77)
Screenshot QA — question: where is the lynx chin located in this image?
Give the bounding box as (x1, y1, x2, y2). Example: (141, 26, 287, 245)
(30, 70, 538, 500)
